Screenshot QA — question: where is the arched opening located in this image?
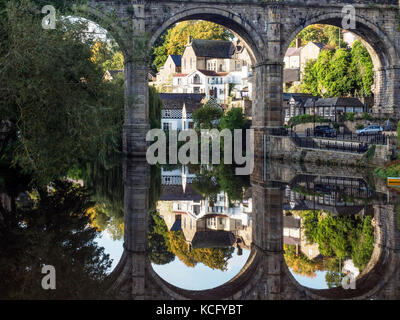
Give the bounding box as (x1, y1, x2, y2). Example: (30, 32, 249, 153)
(282, 14, 398, 127)
(0, 1, 127, 299)
(146, 12, 260, 294)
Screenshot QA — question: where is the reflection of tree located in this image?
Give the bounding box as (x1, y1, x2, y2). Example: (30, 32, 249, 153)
(0, 180, 112, 299)
(301, 211, 374, 270)
(74, 86, 163, 241)
(192, 164, 250, 205)
(148, 211, 175, 265)
(148, 165, 175, 265)
(325, 271, 343, 289)
(284, 244, 323, 278)
(79, 152, 124, 241)
(167, 231, 234, 271)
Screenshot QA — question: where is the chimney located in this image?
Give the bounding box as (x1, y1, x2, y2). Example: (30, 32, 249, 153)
(296, 38, 302, 49)
(188, 35, 192, 44)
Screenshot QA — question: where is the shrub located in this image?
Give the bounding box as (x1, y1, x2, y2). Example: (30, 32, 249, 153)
(355, 124, 364, 130)
(289, 114, 330, 126)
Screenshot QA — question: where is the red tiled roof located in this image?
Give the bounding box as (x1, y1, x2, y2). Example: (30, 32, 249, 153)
(173, 73, 188, 77)
(197, 70, 230, 77)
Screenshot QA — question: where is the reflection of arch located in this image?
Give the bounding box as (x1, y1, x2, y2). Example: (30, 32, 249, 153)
(283, 203, 399, 300)
(110, 156, 400, 299)
(147, 249, 261, 299)
(148, 7, 264, 66)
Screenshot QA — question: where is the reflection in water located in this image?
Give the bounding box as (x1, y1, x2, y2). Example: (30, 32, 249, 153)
(1, 153, 399, 299)
(0, 163, 113, 299)
(282, 175, 377, 289)
(151, 165, 252, 290)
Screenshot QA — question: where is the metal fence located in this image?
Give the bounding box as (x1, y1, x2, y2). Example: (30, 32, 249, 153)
(291, 135, 369, 154)
(304, 131, 388, 145)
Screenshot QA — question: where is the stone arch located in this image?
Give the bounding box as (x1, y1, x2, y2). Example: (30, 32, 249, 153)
(148, 6, 265, 66)
(71, 4, 133, 58)
(282, 12, 398, 68)
(281, 11, 400, 114)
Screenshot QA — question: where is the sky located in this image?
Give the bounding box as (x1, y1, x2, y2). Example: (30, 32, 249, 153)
(95, 232, 124, 271)
(95, 233, 331, 290)
(152, 249, 251, 290)
(290, 269, 330, 289)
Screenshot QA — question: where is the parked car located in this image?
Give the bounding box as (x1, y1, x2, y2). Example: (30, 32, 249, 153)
(356, 125, 383, 136)
(314, 125, 337, 137)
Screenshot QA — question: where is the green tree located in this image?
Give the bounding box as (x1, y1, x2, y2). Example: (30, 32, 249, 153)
(290, 25, 345, 49)
(91, 41, 124, 72)
(301, 210, 374, 271)
(220, 108, 249, 132)
(149, 86, 163, 129)
(349, 40, 374, 97)
(0, 0, 125, 185)
(148, 210, 175, 265)
(192, 102, 223, 130)
(301, 43, 373, 98)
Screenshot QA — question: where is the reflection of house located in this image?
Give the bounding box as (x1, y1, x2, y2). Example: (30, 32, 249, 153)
(159, 93, 205, 131)
(158, 202, 252, 254)
(283, 182, 371, 216)
(283, 213, 321, 260)
(300, 218, 320, 260)
(158, 168, 252, 254)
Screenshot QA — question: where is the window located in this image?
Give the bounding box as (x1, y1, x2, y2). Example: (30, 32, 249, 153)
(164, 110, 171, 117)
(193, 74, 200, 84)
(220, 89, 224, 95)
(163, 122, 172, 131)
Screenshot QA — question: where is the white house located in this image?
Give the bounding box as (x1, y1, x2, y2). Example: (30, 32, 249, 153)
(159, 93, 205, 131)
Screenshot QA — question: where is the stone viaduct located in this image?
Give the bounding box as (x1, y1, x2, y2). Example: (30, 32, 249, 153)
(75, 1, 400, 299)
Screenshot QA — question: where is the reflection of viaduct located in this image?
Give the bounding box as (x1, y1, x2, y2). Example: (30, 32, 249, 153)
(79, 0, 400, 299)
(109, 158, 400, 300)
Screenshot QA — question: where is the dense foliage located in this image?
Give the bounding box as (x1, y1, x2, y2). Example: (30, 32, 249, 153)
(0, 0, 124, 185)
(166, 230, 234, 271)
(290, 25, 345, 49)
(302, 210, 374, 270)
(284, 244, 324, 278)
(301, 41, 374, 98)
(0, 177, 112, 299)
